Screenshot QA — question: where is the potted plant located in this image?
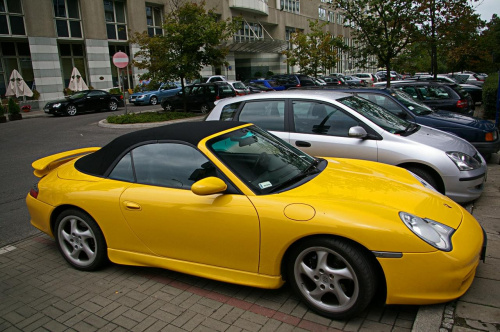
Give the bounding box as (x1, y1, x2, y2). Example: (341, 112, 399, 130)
(21, 104, 31, 112)
(0, 102, 6, 123)
(7, 97, 22, 121)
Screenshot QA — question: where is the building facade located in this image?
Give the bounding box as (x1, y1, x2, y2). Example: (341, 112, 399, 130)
(1, 0, 367, 108)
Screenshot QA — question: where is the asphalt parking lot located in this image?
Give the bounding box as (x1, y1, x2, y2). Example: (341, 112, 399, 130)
(1, 108, 499, 332)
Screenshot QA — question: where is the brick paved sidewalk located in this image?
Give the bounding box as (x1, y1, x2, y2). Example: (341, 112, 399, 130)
(0, 234, 417, 332)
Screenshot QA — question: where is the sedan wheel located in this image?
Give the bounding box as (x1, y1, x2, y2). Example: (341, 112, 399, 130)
(150, 96, 158, 105)
(287, 238, 376, 319)
(109, 101, 118, 111)
(162, 102, 173, 112)
(200, 103, 211, 114)
(66, 105, 77, 116)
(55, 209, 108, 271)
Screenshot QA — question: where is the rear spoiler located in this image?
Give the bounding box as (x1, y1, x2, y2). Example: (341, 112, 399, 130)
(32, 147, 100, 178)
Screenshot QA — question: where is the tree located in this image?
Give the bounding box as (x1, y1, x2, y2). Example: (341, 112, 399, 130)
(416, 0, 483, 77)
(282, 20, 345, 77)
(332, 0, 421, 87)
(478, 14, 500, 73)
(130, 1, 240, 109)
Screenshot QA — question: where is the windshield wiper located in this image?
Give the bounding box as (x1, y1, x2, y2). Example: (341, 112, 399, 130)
(268, 158, 323, 193)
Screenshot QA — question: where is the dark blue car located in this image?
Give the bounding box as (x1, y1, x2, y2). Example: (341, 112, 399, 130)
(305, 87, 500, 160)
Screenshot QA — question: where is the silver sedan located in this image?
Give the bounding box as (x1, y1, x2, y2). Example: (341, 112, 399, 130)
(206, 90, 486, 203)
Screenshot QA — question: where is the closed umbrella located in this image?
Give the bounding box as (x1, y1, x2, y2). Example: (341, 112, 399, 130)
(5, 69, 33, 98)
(68, 67, 88, 91)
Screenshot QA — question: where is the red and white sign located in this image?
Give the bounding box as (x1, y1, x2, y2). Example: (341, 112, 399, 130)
(113, 51, 129, 68)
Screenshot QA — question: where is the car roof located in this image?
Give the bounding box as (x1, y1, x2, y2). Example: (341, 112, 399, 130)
(75, 121, 246, 177)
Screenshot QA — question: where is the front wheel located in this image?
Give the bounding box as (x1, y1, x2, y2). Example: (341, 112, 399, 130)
(287, 237, 377, 320)
(200, 103, 211, 114)
(150, 96, 158, 105)
(108, 100, 118, 111)
(66, 105, 77, 116)
(54, 209, 108, 271)
(404, 166, 440, 193)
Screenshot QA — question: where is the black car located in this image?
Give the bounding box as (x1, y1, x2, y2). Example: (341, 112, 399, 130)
(270, 74, 316, 89)
(44, 90, 124, 116)
(161, 82, 236, 113)
(386, 81, 474, 115)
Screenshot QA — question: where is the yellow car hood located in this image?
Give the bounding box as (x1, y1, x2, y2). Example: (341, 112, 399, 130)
(280, 158, 463, 229)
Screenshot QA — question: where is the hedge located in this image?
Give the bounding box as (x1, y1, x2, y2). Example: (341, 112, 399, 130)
(483, 72, 499, 121)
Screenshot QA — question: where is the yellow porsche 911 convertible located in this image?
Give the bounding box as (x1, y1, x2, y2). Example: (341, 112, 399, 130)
(26, 121, 486, 319)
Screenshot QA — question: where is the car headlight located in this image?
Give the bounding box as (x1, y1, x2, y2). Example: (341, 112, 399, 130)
(53, 103, 61, 108)
(138, 95, 145, 99)
(446, 151, 481, 171)
(399, 212, 454, 251)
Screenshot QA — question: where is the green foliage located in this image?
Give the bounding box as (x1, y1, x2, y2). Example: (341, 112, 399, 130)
(109, 88, 123, 95)
(8, 98, 20, 115)
(482, 72, 499, 120)
(282, 19, 345, 77)
(0, 102, 5, 116)
(477, 15, 500, 74)
(106, 111, 199, 124)
(130, 1, 240, 85)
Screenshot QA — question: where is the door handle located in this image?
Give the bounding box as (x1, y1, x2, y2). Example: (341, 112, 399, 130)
(295, 141, 311, 147)
(124, 201, 141, 210)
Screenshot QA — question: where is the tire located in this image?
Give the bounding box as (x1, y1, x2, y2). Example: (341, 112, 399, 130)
(108, 100, 118, 111)
(54, 209, 108, 271)
(200, 103, 211, 114)
(162, 101, 173, 112)
(66, 105, 77, 116)
(150, 96, 158, 105)
(287, 237, 377, 320)
(404, 166, 440, 193)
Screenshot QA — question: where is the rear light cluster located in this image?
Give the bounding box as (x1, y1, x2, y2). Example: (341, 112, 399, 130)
(456, 99, 468, 108)
(485, 130, 498, 142)
(29, 183, 39, 199)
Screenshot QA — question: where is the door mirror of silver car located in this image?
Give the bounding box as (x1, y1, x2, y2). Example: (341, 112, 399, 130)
(348, 126, 368, 139)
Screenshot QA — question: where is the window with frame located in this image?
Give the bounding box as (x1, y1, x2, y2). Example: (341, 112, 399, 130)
(234, 22, 263, 42)
(146, 5, 163, 37)
(104, 0, 127, 40)
(280, 0, 299, 14)
(109, 143, 216, 189)
(59, 43, 87, 88)
(292, 101, 359, 137)
(328, 11, 335, 23)
(53, 0, 82, 38)
(238, 100, 285, 132)
(0, 41, 33, 96)
(318, 8, 327, 21)
(0, 0, 26, 36)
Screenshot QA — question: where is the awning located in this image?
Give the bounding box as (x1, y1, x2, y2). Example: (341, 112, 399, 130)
(223, 39, 288, 54)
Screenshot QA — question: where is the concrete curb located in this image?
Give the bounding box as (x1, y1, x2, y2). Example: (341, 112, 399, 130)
(97, 115, 206, 128)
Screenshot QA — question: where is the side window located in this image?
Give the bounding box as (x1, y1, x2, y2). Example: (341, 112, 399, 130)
(132, 143, 215, 189)
(238, 101, 285, 131)
(357, 93, 404, 116)
(109, 153, 134, 182)
(220, 102, 241, 120)
(292, 101, 359, 137)
(430, 86, 451, 99)
(400, 86, 418, 99)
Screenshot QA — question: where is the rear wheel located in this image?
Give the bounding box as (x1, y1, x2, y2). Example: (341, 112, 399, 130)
(287, 237, 377, 320)
(108, 100, 118, 111)
(54, 209, 108, 271)
(162, 101, 173, 112)
(66, 105, 77, 116)
(150, 96, 158, 105)
(200, 103, 211, 114)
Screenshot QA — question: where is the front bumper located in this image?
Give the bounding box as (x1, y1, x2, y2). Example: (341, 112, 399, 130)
(379, 210, 484, 305)
(472, 138, 500, 156)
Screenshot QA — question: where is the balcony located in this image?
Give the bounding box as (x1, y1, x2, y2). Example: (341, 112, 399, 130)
(229, 0, 269, 16)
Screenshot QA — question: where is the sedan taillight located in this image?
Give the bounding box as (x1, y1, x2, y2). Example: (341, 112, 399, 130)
(456, 99, 468, 108)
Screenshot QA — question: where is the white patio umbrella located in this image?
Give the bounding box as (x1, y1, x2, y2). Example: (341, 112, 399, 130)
(5, 69, 33, 99)
(67, 67, 88, 91)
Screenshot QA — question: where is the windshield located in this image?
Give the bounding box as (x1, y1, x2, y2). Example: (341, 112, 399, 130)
(208, 126, 316, 194)
(338, 96, 409, 134)
(391, 90, 434, 115)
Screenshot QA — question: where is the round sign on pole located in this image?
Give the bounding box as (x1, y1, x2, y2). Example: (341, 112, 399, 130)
(113, 51, 129, 68)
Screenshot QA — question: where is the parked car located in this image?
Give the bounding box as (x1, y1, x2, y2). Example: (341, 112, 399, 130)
(449, 73, 484, 87)
(375, 71, 397, 82)
(226, 81, 250, 96)
(249, 79, 285, 91)
(192, 75, 227, 84)
(411, 75, 483, 104)
(270, 74, 316, 89)
(247, 82, 276, 93)
(206, 90, 487, 203)
(380, 81, 474, 115)
(128, 82, 181, 106)
(161, 82, 236, 113)
(27, 121, 485, 320)
(343, 75, 365, 86)
(320, 86, 498, 160)
(44, 90, 124, 116)
(352, 73, 378, 86)
(312, 77, 327, 86)
(322, 76, 346, 86)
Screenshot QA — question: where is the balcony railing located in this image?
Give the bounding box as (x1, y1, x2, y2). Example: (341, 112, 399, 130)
(229, 0, 269, 15)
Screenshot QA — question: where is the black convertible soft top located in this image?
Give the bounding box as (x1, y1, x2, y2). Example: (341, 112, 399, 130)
(75, 121, 247, 177)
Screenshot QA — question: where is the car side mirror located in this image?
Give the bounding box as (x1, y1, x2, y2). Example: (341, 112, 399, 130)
(348, 126, 368, 139)
(191, 177, 227, 196)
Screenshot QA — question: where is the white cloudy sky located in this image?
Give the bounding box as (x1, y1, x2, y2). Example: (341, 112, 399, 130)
(471, 0, 499, 22)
